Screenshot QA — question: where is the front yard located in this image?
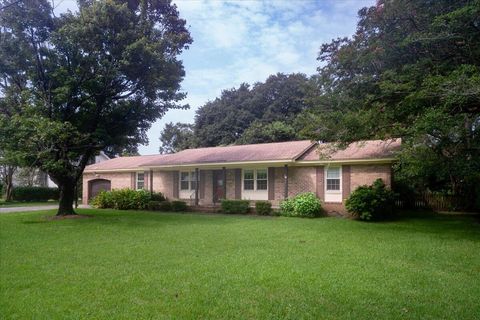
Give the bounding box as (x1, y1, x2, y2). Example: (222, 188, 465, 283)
(0, 209, 479, 319)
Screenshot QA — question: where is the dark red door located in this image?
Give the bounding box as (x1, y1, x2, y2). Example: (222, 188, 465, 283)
(213, 170, 225, 203)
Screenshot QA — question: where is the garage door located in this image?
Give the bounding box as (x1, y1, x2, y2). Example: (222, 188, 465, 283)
(89, 179, 111, 199)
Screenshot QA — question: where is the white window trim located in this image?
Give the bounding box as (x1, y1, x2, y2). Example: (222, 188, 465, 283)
(242, 168, 268, 200)
(179, 171, 199, 199)
(325, 166, 342, 203)
(136, 172, 145, 190)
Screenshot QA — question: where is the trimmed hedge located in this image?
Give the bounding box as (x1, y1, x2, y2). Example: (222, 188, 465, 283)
(346, 179, 396, 221)
(151, 192, 166, 202)
(171, 200, 187, 212)
(92, 189, 151, 210)
(158, 201, 172, 211)
(255, 201, 272, 215)
(11, 187, 59, 202)
(221, 200, 250, 214)
(280, 192, 323, 218)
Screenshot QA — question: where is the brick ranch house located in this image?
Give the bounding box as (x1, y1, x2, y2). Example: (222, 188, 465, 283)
(83, 139, 400, 213)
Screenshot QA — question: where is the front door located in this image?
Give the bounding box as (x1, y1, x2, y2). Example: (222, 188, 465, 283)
(213, 170, 225, 203)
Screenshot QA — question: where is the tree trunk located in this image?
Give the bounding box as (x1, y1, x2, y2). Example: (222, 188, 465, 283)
(4, 166, 15, 201)
(57, 180, 76, 216)
(5, 181, 13, 201)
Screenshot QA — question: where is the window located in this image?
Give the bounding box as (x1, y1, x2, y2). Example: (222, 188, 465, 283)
(180, 171, 199, 191)
(191, 171, 198, 190)
(243, 169, 268, 191)
(243, 170, 254, 190)
(136, 172, 145, 190)
(326, 167, 341, 191)
(256, 169, 268, 190)
(180, 172, 190, 190)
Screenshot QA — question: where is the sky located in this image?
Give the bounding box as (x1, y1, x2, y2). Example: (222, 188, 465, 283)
(55, 0, 375, 155)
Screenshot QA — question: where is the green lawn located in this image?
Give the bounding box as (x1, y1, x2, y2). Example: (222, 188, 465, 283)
(0, 200, 58, 208)
(1, 210, 479, 319)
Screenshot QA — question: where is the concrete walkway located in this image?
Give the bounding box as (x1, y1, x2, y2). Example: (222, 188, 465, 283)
(0, 204, 91, 213)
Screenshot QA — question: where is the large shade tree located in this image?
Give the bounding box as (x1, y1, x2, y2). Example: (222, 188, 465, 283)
(0, 0, 192, 215)
(297, 0, 480, 208)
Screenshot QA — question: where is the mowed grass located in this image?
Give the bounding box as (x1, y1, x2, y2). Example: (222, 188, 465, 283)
(1, 210, 479, 319)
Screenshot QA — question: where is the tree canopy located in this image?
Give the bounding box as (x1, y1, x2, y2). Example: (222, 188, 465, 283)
(296, 0, 480, 207)
(0, 0, 192, 214)
(158, 72, 309, 150)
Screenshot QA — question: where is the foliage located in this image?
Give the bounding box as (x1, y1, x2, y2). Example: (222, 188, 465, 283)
(171, 200, 187, 212)
(221, 200, 250, 214)
(296, 0, 480, 208)
(159, 122, 196, 154)
(0, 0, 192, 215)
(237, 121, 297, 145)
(151, 192, 166, 202)
(11, 186, 59, 202)
(147, 201, 162, 211)
(346, 179, 396, 221)
(91, 189, 151, 210)
(255, 201, 272, 216)
(280, 192, 323, 218)
(161, 73, 309, 150)
(158, 201, 172, 211)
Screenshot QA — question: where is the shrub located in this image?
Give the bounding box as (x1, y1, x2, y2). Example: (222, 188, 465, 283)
(151, 192, 166, 202)
(11, 186, 59, 202)
(279, 198, 295, 216)
(158, 201, 172, 211)
(346, 179, 396, 221)
(91, 190, 115, 208)
(255, 201, 272, 215)
(171, 200, 187, 212)
(91, 189, 151, 210)
(221, 200, 250, 214)
(280, 192, 323, 218)
(147, 200, 162, 211)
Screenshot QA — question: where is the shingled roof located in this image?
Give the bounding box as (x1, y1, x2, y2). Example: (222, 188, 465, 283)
(84, 139, 400, 172)
(143, 140, 315, 167)
(299, 139, 401, 161)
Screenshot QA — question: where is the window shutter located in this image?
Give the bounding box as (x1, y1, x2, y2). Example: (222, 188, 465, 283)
(268, 167, 275, 200)
(316, 166, 324, 200)
(342, 165, 351, 201)
(131, 172, 135, 189)
(143, 171, 149, 190)
(200, 170, 205, 199)
(234, 169, 241, 199)
(172, 171, 179, 199)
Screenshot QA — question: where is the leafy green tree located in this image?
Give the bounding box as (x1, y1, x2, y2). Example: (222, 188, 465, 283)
(193, 73, 310, 147)
(159, 122, 195, 153)
(237, 121, 297, 145)
(298, 0, 480, 207)
(0, 0, 192, 215)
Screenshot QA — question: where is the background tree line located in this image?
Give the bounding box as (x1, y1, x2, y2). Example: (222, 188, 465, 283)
(160, 0, 480, 209)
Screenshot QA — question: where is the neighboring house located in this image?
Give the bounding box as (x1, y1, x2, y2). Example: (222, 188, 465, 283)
(13, 151, 110, 188)
(83, 139, 400, 213)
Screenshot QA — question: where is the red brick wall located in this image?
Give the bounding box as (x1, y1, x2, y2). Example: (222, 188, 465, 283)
(350, 164, 392, 192)
(82, 171, 134, 204)
(83, 164, 392, 215)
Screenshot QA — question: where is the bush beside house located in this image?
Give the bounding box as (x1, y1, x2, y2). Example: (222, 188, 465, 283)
(346, 179, 396, 221)
(280, 192, 323, 218)
(221, 200, 250, 214)
(255, 201, 272, 215)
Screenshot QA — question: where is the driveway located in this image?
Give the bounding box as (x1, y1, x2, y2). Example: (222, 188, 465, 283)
(0, 204, 91, 213)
